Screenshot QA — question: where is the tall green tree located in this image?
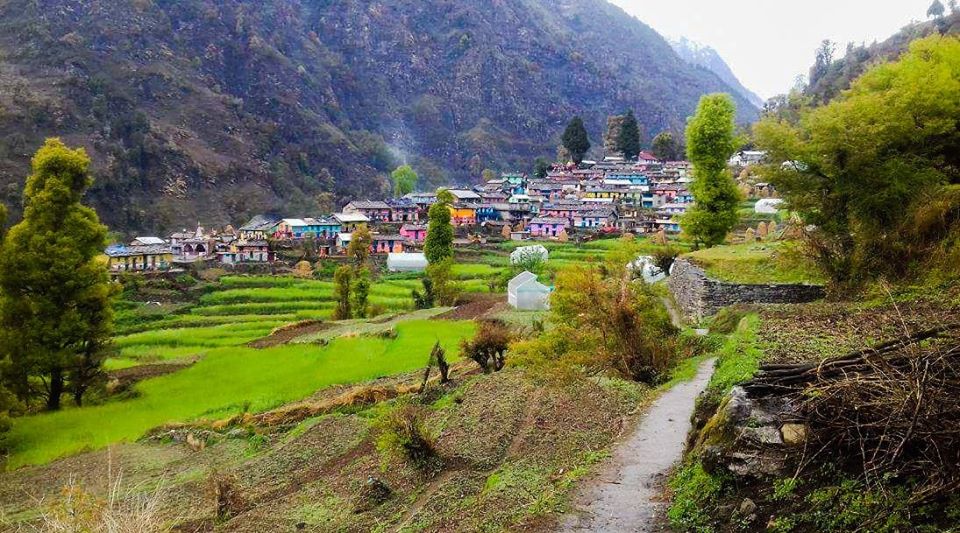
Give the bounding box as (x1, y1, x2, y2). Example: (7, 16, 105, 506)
(617, 110, 642, 161)
(533, 158, 550, 179)
(391, 165, 418, 197)
(435, 188, 455, 205)
(348, 224, 373, 268)
(561, 117, 591, 165)
(352, 268, 371, 318)
(0, 204, 15, 444)
(424, 202, 454, 264)
(651, 132, 682, 161)
(333, 266, 353, 320)
(681, 95, 741, 249)
(0, 139, 115, 410)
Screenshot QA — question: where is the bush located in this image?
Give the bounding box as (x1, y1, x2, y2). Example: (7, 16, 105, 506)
(461, 319, 512, 373)
(375, 405, 440, 471)
(709, 304, 752, 334)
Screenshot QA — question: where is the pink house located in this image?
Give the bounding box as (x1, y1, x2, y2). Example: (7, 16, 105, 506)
(528, 217, 569, 238)
(373, 235, 406, 254)
(400, 224, 428, 243)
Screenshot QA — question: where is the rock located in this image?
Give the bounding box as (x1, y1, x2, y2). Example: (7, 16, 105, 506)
(781, 423, 807, 445)
(739, 498, 757, 516)
(741, 426, 783, 446)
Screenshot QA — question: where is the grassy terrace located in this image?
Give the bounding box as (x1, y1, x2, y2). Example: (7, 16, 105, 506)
(683, 241, 825, 285)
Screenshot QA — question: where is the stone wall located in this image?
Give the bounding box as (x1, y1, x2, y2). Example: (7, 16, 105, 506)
(668, 258, 825, 321)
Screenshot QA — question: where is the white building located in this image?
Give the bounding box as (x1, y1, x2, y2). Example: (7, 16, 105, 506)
(507, 271, 551, 311)
(387, 253, 428, 272)
(755, 198, 785, 214)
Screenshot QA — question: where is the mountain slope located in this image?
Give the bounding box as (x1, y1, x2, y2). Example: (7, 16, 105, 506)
(669, 37, 765, 108)
(0, 0, 759, 233)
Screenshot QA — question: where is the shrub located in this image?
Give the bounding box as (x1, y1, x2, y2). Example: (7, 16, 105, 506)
(375, 405, 439, 471)
(461, 319, 512, 373)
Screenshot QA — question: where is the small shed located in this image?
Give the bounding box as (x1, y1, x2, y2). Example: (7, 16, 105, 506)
(755, 198, 785, 214)
(510, 245, 549, 265)
(387, 253, 428, 272)
(508, 271, 551, 311)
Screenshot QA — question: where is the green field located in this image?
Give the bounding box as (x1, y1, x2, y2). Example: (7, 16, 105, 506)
(5, 319, 474, 468)
(684, 242, 825, 285)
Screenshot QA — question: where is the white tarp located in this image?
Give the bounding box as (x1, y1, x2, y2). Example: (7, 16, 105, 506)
(755, 199, 785, 214)
(387, 253, 428, 272)
(510, 245, 549, 265)
(628, 255, 667, 284)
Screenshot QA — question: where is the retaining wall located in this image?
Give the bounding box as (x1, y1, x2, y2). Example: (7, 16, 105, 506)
(668, 258, 825, 321)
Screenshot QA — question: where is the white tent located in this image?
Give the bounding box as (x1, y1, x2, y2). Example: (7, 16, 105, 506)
(387, 253, 428, 272)
(508, 271, 551, 311)
(510, 245, 549, 265)
(755, 199, 785, 214)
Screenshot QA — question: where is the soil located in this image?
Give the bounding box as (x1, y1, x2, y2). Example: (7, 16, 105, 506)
(246, 320, 330, 348)
(109, 361, 196, 392)
(560, 358, 716, 532)
(435, 293, 506, 320)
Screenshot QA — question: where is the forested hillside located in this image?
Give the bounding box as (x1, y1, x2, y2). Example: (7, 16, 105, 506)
(0, 0, 757, 233)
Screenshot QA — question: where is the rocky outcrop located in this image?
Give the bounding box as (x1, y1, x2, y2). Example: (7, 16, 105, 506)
(668, 258, 825, 320)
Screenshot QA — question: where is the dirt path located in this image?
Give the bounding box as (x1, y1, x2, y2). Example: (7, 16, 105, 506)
(560, 358, 716, 532)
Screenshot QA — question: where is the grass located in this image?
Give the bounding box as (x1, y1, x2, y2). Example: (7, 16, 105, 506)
(684, 241, 825, 285)
(5, 320, 475, 469)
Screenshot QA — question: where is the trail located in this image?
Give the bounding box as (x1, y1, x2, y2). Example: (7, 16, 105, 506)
(560, 358, 716, 532)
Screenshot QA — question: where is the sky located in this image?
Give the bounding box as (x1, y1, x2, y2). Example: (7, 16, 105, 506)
(609, 0, 937, 99)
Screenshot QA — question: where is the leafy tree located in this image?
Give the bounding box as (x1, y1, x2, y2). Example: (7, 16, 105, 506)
(348, 224, 372, 267)
(562, 116, 591, 165)
(425, 258, 460, 306)
(681, 95, 742, 248)
(411, 276, 436, 309)
(755, 35, 960, 286)
(0, 139, 115, 410)
(809, 39, 836, 91)
(928, 0, 946, 18)
(0, 204, 15, 444)
(460, 320, 512, 373)
(333, 266, 353, 319)
(481, 169, 498, 182)
(352, 268, 371, 318)
(424, 202, 454, 264)
(617, 110, 642, 161)
(651, 132, 683, 161)
(533, 158, 550, 179)
(391, 165, 418, 197)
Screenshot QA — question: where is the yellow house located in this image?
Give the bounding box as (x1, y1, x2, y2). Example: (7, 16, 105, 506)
(448, 205, 477, 226)
(105, 244, 174, 272)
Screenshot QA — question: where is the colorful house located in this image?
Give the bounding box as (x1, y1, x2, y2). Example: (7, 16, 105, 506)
(373, 234, 407, 254)
(528, 217, 569, 238)
(219, 240, 274, 264)
(334, 212, 371, 232)
(238, 215, 281, 241)
(387, 199, 420, 223)
(449, 205, 477, 226)
(105, 244, 173, 273)
(400, 224, 428, 243)
(573, 210, 617, 229)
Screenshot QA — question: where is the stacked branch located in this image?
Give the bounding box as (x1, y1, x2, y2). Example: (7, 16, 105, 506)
(744, 323, 960, 503)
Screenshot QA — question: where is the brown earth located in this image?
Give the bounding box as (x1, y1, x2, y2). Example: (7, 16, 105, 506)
(436, 293, 507, 321)
(245, 320, 330, 349)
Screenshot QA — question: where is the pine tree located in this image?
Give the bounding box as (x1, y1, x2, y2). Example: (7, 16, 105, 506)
(0, 139, 115, 410)
(562, 117, 591, 165)
(652, 132, 682, 161)
(681, 95, 742, 249)
(424, 202, 454, 264)
(533, 158, 550, 179)
(617, 110, 642, 161)
(928, 0, 946, 18)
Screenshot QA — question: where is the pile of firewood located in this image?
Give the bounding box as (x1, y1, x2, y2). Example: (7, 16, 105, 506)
(744, 323, 960, 503)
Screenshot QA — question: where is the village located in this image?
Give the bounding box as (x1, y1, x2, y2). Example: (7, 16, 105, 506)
(104, 150, 778, 274)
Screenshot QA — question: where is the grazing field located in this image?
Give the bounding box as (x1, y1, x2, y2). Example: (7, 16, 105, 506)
(5, 319, 475, 468)
(683, 241, 825, 285)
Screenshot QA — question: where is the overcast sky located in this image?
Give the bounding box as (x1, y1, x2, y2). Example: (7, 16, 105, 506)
(609, 0, 936, 99)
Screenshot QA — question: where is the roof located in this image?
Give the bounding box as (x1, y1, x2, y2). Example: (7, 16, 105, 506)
(334, 212, 371, 223)
(346, 200, 390, 210)
(239, 215, 282, 232)
(105, 244, 172, 257)
(282, 218, 308, 227)
(529, 217, 569, 226)
(508, 271, 538, 292)
(448, 189, 482, 200)
(400, 224, 427, 232)
(372, 234, 405, 241)
(131, 236, 165, 245)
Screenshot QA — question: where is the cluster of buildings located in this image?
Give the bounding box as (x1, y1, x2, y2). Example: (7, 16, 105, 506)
(105, 152, 698, 273)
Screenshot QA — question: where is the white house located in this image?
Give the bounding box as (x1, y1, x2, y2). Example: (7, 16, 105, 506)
(387, 252, 428, 272)
(507, 271, 551, 311)
(510, 245, 549, 265)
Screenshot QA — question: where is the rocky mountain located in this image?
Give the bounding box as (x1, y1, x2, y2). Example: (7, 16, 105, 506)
(0, 0, 759, 233)
(669, 36, 765, 108)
